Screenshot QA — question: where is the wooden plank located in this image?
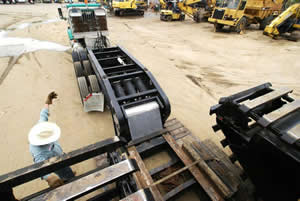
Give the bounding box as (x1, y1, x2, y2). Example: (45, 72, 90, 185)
(242, 88, 292, 110)
(167, 120, 241, 194)
(164, 118, 178, 127)
(163, 133, 224, 201)
(29, 159, 138, 201)
(259, 100, 300, 127)
(194, 140, 242, 193)
(128, 146, 164, 201)
(163, 179, 196, 200)
(0, 136, 124, 189)
(182, 139, 233, 198)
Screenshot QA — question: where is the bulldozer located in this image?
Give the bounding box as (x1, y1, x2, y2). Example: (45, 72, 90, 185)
(264, 3, 300, 38)
(208, 0, 285, 33)
(160, 0, 215, 22)
(112, 0, 145, 16)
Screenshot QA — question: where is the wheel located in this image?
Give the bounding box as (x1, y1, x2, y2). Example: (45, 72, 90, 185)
(71, 50, 80, 62)
(78, 49, 88, 61)
(74, 61, 84, 77)
(214, 23, 224, 32)
(180, 14, 185, 21)
(82, 60, 93, 76)
(193, 10, 202, 23)
(139, 11, 144, 16)
(259, 15, 274, 30)
(119, 10, 124, 16)
(167, 15, 172, 22)
(235, 17, 247, 34)
(88, 75, 101, 93)
(77, 77, 89, 102)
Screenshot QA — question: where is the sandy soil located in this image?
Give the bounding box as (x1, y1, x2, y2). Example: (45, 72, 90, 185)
(0, 3, 299, 199)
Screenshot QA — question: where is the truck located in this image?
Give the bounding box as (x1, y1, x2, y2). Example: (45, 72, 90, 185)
(0, 3, 255, 201)
(208, 0, 285, 33)
(58, 3, 109, 112)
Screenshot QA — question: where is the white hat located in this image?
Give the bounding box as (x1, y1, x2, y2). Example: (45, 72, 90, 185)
(28, 122, 61, 146)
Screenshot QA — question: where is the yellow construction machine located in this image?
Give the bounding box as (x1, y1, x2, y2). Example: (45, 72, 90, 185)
(160, 0, 215, 22)
(112, 0, 145, 16)
(208, 0, 285, 33)
(159, 0, 185, 21)
(264, 3, 300, 38)
(160, 0, 185, 21)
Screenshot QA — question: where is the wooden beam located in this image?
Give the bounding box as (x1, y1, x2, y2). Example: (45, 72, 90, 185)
(163, 133, 224, 201)
(182, 139, 233, 198)
(128, 146, 164, 201)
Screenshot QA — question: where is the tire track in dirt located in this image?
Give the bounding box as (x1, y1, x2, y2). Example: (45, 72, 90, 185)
(0, 55, 20, 85)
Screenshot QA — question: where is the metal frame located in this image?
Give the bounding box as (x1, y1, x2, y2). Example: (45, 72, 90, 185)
(0, 137, 125, 200)
(210, 83, 300, 201)
(87, 45, 171, 142)
(29, 159, 138, 201)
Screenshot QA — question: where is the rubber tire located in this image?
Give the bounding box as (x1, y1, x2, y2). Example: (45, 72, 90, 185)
(139, 11, 144, 16)
(214, 23, 224, 32)
(74, 61, 84, 77)
(88, 75, 101, 93)
(78, 77, 89, 102)
(72, 51, 80, 62)
(167, 15, 172, 22)
(78, 49, 88, 61)
(180, 14, 185, 21)
(235, 17, 247, 33)
(259, 15, 274, 30)
(193, 11, 201, 23)
(82, 60, 93, 76)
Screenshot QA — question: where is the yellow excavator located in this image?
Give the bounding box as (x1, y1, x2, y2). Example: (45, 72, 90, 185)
(264, 3, 300, 38)
(160, 0, 215, 22)
(112, 0, 145, 16)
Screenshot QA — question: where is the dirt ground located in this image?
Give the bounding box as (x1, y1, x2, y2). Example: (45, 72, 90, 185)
(0, 3, 299, 199)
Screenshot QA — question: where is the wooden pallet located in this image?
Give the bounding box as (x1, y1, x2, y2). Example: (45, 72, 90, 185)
(127, 118, 245, 201)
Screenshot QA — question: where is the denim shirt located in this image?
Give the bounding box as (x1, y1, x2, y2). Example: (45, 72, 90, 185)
(29, 108, 64, 179)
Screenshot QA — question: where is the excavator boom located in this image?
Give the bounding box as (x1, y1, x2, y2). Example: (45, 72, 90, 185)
(264, 3, 300, 37)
